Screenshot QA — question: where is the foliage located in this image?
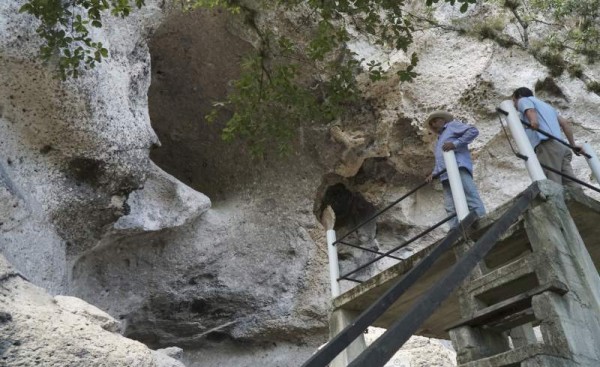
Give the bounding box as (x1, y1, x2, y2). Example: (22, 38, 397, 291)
(200, 0, 460, 156)
(529, 0, 600, 63)
(19, 0, 144, 80)
(426, 0, 477, 13)
(20, 0, 478, 156)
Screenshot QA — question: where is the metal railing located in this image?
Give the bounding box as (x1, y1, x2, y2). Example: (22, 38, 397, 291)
(325, 163, 467, 295)
(496, 102, 600, 194)
(324, 138, 476, 298)
(331, 170, 448, 279)
(306, 184, 540, 367)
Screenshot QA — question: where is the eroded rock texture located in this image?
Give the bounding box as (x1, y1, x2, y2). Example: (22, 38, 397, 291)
(1, 0, 600, 366)
(0, 255, 185, 367)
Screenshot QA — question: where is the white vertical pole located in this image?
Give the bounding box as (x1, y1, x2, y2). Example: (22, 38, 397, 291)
(583, 143, 600, 184)
(443, 150, 469, 221)
(327, 230, 341, 297)
(499, 100, 546, 182)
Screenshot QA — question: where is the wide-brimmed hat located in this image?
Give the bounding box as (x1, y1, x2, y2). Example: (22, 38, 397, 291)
(425, 111, 454, 128)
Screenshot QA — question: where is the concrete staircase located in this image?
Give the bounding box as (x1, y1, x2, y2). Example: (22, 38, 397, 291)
(330, 182, 600, 366)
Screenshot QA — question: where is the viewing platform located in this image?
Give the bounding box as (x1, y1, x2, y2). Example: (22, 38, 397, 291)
(333, 186, 600, 339)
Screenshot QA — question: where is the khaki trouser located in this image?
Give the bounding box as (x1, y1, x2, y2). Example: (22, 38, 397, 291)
(535, 139, 578, 187)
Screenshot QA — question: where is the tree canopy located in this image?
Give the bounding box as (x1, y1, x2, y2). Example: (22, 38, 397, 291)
(19, 0, 600, 156)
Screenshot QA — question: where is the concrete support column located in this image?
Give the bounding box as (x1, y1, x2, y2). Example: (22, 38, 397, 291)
(532, 292, 600, 364)
(509, 323, 537, 348)
(329, 309, 367, 367)
(523, 180, 600, 365)
(449, 325, 509, 364)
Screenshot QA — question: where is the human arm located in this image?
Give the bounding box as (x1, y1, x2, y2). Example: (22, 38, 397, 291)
(446, 122, 479, 150)
(558, 115, 583, 155)
(517, 98, 539, 129)
(524, 109, 539, 129)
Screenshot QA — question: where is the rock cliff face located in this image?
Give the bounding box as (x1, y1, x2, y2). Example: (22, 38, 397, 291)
(0, 255, 185, 367)
(1, 0, 600, 366)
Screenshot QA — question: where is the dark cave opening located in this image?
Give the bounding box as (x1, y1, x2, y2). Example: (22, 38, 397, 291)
(320, 183, 376, 230)
(147, 7, 255, 200)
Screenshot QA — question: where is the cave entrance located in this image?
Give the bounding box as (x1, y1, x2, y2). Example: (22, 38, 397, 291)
(320, 183, 376, 231)
(147, 7, 254, 200)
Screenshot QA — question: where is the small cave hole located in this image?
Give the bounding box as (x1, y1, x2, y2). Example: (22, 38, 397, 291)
(320, 183, 376, 230)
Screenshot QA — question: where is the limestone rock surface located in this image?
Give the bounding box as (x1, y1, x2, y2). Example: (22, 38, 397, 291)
(1, 1, 600, 367)
(365, 328, 456, 367)
(0, 255, 185, 367)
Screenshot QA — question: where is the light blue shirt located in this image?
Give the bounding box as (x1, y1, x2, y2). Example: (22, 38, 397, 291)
(517, 96, 562, 148)
(432, 120, 479, 182)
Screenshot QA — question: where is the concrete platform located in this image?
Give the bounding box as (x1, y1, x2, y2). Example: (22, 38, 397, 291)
(332, 188, 600, 339)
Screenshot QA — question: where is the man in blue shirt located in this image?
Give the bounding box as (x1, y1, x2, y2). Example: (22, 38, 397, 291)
(425, 111, 486, 228)
(512, 87, 582, 186)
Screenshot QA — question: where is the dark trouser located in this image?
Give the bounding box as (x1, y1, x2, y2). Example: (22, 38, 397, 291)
(535, 140, 578, 187)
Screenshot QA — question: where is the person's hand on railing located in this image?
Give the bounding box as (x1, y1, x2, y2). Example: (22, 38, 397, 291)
(425, 173, 433, 183)
(572, 145, 584, 156)
(442, 142, 455, 151)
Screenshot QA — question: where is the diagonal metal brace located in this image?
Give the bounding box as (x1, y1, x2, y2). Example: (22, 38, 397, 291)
(348, 183, 540, 367)
(301, 211, 478, 367)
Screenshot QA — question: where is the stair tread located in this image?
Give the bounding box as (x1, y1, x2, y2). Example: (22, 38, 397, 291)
(447, 281, 568, 330)
(459, 343, 565, 367)
(467, 255, 536, 296)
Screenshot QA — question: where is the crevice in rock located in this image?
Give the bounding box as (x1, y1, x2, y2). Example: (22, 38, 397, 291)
(534, 77, 568, 101)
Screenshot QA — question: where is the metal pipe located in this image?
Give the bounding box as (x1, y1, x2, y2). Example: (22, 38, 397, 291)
(520, 119, 591, 159)
(498, 101, 546, 182)
(327, 229, 341, 297)
(583, 143, 600, 185)
(333, 170, 446, 245)
(338, 241, 403, 260)
(338, 214, 455, 281)
(539, 162, 600, 194)
(443, 150, 469, 221)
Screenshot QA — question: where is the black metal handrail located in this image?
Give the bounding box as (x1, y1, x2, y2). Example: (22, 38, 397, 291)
(333, 169, 447, 247)
(338, 214, 456, 281)
(496, 107, 592, 159)
(337, 241, 403, 261)
(520, 119, 591, 159)
(301, 211, 479, 367)
(496, 108, 600, 194)
(539, 162, 600, 194)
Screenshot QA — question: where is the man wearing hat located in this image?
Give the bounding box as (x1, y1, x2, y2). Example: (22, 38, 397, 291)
(425, 111, 486, 228)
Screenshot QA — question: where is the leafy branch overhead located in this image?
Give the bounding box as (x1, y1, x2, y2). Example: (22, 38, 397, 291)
(19, 0, 145, 80)
(20, 0, 476, 155)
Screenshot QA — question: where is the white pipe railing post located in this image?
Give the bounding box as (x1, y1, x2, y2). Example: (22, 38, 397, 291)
(583, 143, 600, 185)
(443, 150, 469, 221)
(499, 100, 546, 182)
(322, 206, 341, 298)
(327, 229, 341, 297)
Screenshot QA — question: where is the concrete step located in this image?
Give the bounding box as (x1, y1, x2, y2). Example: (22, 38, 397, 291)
(459, 344, 566, 367)
(448, 281, 568, 332)
(467, 255, 538, 307)
(480, 221, 531, 270)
